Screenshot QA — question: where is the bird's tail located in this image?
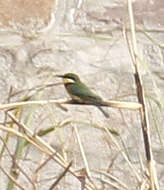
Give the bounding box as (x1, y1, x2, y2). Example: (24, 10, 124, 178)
(97, 106, 109, 118)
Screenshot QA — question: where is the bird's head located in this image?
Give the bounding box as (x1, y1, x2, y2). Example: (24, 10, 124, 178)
(57, 73, 80, 84)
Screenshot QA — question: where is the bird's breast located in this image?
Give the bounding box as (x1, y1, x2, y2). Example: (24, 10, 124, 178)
(64, 83, 84, 102)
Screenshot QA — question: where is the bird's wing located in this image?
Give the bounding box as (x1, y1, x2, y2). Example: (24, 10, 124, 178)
(69, 83, 102, 103)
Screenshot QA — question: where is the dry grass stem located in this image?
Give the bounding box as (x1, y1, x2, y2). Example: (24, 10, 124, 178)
(49, 161, 72, 190)
(73, 125, 91, 178)
(0, 164, 27, 190)
(127, 0, 159, 189)
(104, 126, 141, 182)
(0, 111, 96, 190)
(0, 99, 142, 111)
(94, 170, 129, 190)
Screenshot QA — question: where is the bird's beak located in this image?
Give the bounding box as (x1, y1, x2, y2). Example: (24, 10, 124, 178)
(56, 74, 64, 78)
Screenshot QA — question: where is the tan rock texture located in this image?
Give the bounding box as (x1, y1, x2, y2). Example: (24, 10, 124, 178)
(0, 0, 55, 26)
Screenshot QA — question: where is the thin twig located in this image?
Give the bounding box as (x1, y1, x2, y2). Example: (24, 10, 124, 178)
(0, 136, 37, 190)
(0, 99, 142, 110)
(0, 164, 27, 190)
(49, 161, 73, 190)
(0, 112, 95, 190)
(127, 0, 159, 189)
(73, 125, 91, 178)
(104, 126, 141, 182)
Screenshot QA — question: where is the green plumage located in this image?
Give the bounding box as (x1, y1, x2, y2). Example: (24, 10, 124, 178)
(57, 73, 109, 118)
(66, 80, 102, 104)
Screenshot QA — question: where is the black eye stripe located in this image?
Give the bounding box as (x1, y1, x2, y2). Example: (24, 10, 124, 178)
(64, 76, 75, 80)
(70, 76, 75, 80)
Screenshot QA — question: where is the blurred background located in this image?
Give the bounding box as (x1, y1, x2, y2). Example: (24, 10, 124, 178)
(0, 0, 164, 189)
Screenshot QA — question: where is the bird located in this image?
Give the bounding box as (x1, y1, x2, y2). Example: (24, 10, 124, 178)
(57, 73, 109, 118)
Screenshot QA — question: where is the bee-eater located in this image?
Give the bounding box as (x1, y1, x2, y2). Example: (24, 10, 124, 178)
(57, 73, 109, 118)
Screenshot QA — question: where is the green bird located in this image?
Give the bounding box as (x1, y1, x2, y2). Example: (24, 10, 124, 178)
(57, 73, 109, 118)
